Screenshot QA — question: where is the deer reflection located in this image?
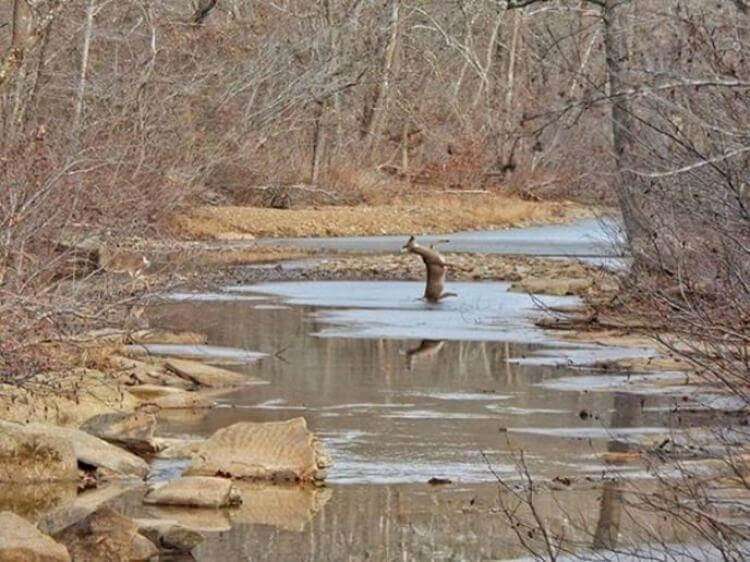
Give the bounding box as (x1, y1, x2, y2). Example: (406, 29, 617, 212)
(403, 339, 444, 371)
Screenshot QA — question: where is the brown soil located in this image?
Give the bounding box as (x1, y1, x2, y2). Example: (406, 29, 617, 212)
(171, 196, 592, 240)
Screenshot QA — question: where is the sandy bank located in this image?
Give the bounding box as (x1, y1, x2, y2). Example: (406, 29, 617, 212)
(172, 196, 591, 240)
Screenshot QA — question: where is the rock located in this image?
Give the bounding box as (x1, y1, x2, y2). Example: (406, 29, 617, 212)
(153, 438, 203, 459)
(185, 418, 331, 483)
(39, 483, 147, 536)
(0, 370, 139, 427)
(54, 507, 158, 562)
(27, 424, 149, 480)
(0, 482, 77, 521)
(427, 477, 452, 485)
(123, 344, 267, 364)
(107, 356, 190, 389)
(80, 412, 157, 455)
(128, 385, 215, 409)
(127, 384, 183, 400)
(127, 330, 207, 346)
(56, 232, 102, 279)
(0, 512, 71, 562)
(134, 518, 205, 553)
(70, 328, 127, 346)
(51, 368, 141, 416)
(130, 534, 159, 561)
(144, 476, 241, 508)
(164, 358, 256, 387)
(0, 421, 78, 483)
(602, 451, 642, 464)
(509, 277, 593, 296)
(534, 314, 594, 330)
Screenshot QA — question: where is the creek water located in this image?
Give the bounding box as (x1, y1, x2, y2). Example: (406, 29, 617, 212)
(142, 269, 705, 560)
(3, 219, 712, 561)
(257, 217, 622, 257)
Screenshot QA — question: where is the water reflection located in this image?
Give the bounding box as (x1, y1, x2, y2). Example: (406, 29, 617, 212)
(151, 296, 678, 485)
(144, 286, 693, 560)
(403, 339, 444, 371)
(0, 482, 77, 521)
(592, 393, 642, 551)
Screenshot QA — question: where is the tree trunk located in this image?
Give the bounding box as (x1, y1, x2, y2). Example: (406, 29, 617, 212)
(324, 0, 343, 161)
(504, 11, 521, 140)
(1, 1, 33, 141)
(15, 26, 50, 132)
(495, 10, 521, 173)
(310, 103, 325, 184)
(360, 0, 400, 148)
(602, 0, 650, 259)
(2, 1, 36, 90)
(0, 1, 69, 91)
(11, 0, 34, 49)
(400, 121, 409, 173)
(73, 0, 96, 139)
(472, 9, 504, 108)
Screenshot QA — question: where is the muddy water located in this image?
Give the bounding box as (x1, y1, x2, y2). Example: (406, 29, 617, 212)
(145, 279, 699, 560)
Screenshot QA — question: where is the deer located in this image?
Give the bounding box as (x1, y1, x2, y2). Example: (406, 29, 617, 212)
(100, 246, 151, 291)
(401, 236, 457, 303)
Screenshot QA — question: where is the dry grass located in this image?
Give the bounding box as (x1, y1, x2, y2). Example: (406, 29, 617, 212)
(161, 247, 311, 269)
(172, 195, 592, 239)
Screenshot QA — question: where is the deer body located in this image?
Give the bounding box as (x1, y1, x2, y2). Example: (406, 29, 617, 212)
(402, 236, 457, 302)
(99, 246, 151, 290)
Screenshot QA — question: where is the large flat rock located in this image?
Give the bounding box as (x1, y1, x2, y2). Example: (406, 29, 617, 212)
(124, 344, 266, 364)
(185, 418, 331, 483)
(0, 511, 71, 562)
(0, 369, 139, 427)
(165, 358, 261, 387)
(128, 330, 207, 345)
(0, 481, 77, 521)
(80, 412, 157, 455)
(0, 421, 77, 483)
(27, 424, 149, 480)
(509, 276, 595, 296)
(128, 385, 215, 409)
(107, 355, 191, 389)
(144, 476, 241, 508)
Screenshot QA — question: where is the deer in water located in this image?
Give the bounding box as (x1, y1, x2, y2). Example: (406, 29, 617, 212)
(402, 236, 457, 303)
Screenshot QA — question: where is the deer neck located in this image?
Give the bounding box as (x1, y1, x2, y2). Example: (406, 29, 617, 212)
(409, 243, 444, 265)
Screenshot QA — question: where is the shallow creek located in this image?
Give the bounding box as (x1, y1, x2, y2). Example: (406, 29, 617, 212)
(258, 217, 620, 257)
(141, 272, 704, 560)
(4, 220, 716, 561)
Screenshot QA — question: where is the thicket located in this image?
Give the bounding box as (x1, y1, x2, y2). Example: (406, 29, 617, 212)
(1, 2, 748, 558)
